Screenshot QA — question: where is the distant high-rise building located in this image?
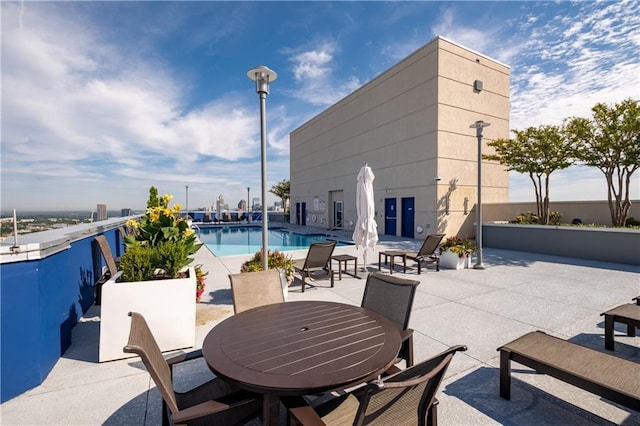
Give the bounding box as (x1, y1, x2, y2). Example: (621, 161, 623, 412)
(238, 200, 247, 210)
(96, 204, 107, 221)
(121, 208, 133, 217)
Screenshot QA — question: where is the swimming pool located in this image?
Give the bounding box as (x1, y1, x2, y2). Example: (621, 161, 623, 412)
(198, 226, 348, 256)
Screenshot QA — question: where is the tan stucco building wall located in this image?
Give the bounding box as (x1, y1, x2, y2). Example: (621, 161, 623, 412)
(290, 36, 510, 238)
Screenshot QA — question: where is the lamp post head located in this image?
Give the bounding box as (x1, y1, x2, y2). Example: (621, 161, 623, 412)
(247, 65, 278, 95)
(470, 120, 491, 137)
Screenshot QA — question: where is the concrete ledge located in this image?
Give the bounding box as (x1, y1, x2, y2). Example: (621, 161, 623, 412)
(483, 223, 640, 265)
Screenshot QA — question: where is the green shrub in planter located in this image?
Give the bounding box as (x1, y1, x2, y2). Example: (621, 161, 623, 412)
(120, 244, 156, 282)
(154, 240, 191, 279)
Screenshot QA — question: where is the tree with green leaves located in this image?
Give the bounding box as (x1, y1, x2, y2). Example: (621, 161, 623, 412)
(564, 98, 640, 227)
(483, 125, 575, 224)
(146, 186, 160, 209)
(269, 180, 290, 213)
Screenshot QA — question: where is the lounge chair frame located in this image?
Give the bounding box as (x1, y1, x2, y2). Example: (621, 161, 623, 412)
(293, 241, 337, 292)
(403, 234, 445, 274)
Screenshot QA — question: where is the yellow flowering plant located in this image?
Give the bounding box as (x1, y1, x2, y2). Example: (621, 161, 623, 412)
(122, 189, 202, 280)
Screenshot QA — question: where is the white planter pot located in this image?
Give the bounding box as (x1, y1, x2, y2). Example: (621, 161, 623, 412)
(99, 266, 196, 362)
(439, 250, 468, 270)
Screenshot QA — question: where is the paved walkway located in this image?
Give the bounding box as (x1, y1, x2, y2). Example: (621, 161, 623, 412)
(2, 232, 639, 425)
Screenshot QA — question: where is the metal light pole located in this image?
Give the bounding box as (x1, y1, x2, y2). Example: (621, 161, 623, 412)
(247, 65, 277, 271)
(247, 187, 251, 223)
(470, 120, 490, 270)
(185, 185, 189, 219)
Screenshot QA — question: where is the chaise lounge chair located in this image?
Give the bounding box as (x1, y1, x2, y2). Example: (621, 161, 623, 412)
(293, 241, 337, 292)
(402, 234, 445, 274)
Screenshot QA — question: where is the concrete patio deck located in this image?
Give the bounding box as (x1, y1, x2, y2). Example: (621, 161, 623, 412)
(1, 233, 639, 425)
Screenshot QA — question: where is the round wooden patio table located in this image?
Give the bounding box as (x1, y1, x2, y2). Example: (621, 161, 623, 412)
(202, 300, 402, 425)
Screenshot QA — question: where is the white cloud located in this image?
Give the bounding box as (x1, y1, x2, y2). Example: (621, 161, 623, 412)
(1, 2, 272, 209)
(508, 1, 640, 130)
(286, 40, 362, 106)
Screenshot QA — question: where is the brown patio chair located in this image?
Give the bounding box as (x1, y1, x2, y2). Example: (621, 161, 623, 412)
(283, 345, 467, 426)
(403, 234, 445, 274)
(293, 241, 337, 292)
(229, 269, 286, 314)
(123, 312, 261, 426)
(94, 235, 119, 277)
(361, 272, 420, 369)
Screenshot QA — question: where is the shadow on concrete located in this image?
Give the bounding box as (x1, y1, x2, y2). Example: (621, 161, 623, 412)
(444, 366, 639, 425)
(484, 248, 640, 273)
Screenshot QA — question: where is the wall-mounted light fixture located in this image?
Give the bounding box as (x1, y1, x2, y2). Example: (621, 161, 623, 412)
(433, 176, 443, 182)
(463, 197, 469, 215)
(473, 79, 483, 92)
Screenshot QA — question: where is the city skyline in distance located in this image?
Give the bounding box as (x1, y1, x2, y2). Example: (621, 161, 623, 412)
(2, 1, 639, 211)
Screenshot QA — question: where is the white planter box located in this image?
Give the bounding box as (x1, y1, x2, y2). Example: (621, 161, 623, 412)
(99, 266, 196, 362)
(439, 250, 471, 270)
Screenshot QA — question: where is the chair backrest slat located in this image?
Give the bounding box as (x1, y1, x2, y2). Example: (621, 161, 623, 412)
(361, 272, 420, 331)
(303, 241, 337, 269)
(357, 345, 467, 425)
(417, 234, 445, 257)
(229, 269, 286, 314)
(123, 312, 179, 414)
(94, 235, 118, 276)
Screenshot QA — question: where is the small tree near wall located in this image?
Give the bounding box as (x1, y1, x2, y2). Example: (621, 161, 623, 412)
(565, 98, 640, 227)
(483, 125, 575, 225)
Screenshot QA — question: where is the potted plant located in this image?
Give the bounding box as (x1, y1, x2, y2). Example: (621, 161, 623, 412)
(240, 250, 295, 299)
(99, 190, 203, 362)
(438, 236, 476, 269)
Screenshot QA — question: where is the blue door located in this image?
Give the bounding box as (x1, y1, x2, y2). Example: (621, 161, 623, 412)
(296, 202, 307, 226)
(385, 198, 397, 236)
(401, 197, 415, 239)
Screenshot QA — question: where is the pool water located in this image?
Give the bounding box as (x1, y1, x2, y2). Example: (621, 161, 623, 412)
(198, 226, 347, 256)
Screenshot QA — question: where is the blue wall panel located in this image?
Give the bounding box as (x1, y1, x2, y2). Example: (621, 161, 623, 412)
(0, 229, 111, 402)
(1, 261, 41, 402)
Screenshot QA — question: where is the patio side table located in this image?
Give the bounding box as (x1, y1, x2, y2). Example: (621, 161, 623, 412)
(378, 250, 407, 274)
(601, 304, 640, 350)
(331, 254, 360, 279)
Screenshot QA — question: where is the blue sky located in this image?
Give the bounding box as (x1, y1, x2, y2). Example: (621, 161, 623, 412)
(2, 1, 639, 212)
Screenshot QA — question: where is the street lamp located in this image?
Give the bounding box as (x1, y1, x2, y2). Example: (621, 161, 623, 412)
(185, 185, 189, 219)
(247, 65, 277, 271)
(469, 120, 490, 269)
(247, 187, 251, 223)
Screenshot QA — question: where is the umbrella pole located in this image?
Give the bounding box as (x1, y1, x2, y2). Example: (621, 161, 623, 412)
(362, 249, 367, 272)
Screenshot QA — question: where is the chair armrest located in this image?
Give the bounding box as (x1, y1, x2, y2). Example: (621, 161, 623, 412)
(400, 328, 413, 342)
(166, 349, 203, 367)
(172, 400, 232, 423)
(282, 396, 327, 426)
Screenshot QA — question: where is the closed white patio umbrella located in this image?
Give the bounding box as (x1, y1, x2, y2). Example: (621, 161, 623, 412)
(352, 164, 378, 270)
